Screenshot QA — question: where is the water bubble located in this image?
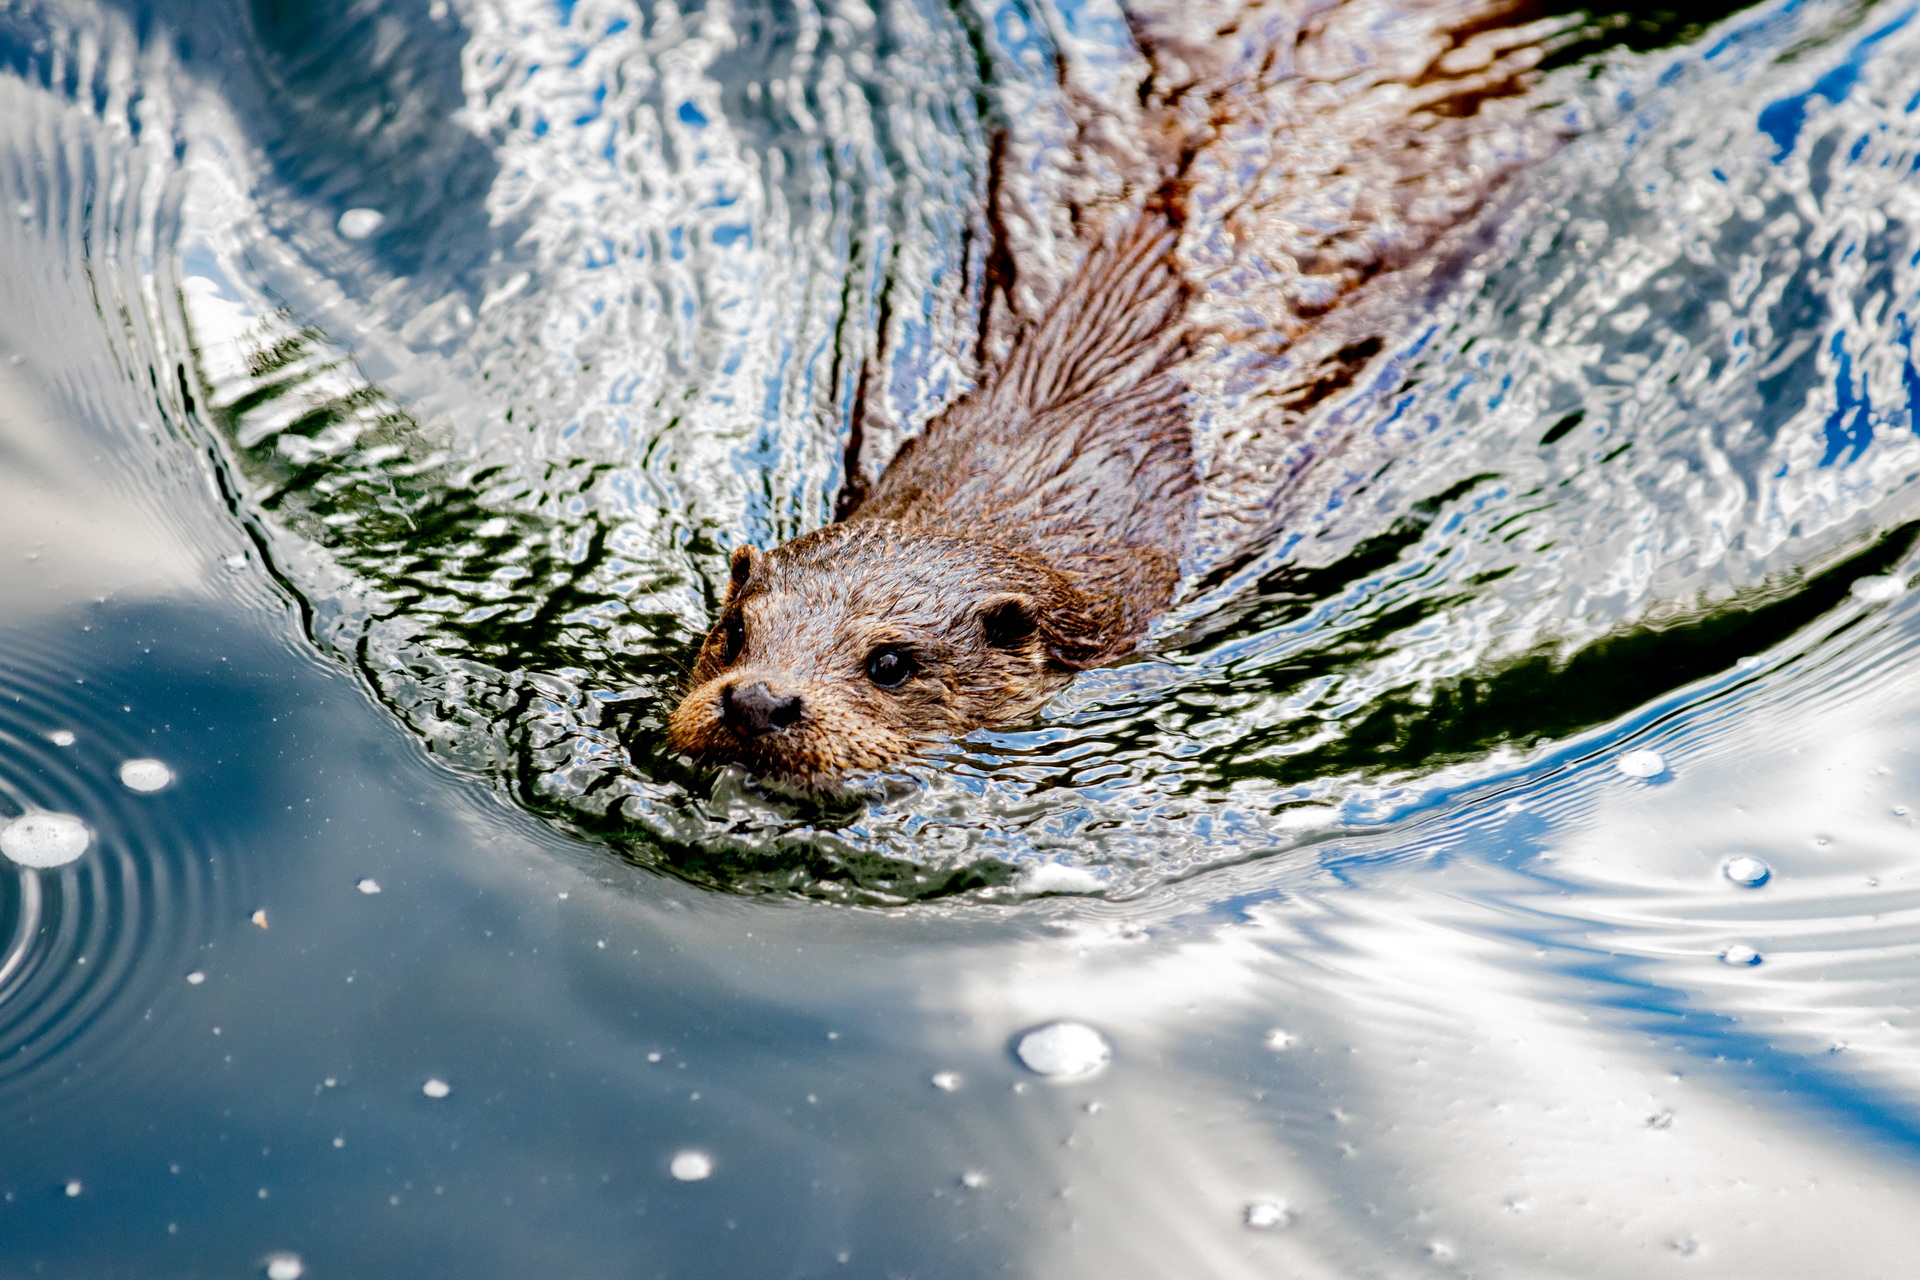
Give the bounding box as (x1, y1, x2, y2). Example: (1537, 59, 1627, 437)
(336, 208, 385, 240)
(118, 758, 173, 792)
(1015, 1022, 1111, 1079)
(1264, 1029, 1295, 1050)
(186, 971, 205, 985)
(422, 1078, 450, 1099)
(264, 1253, 304, 1280)
(64, 1180, 81, 1197)
(930, 1071, 962, 1092)
(668, 1150, 713, 1181)
(960, 1170, 988, 1189)
(356, 878, 381, 895)
(1614, 749, 1666, 779)
(1719, 944, 1763, 966)
(47, 730, 74, 746)
(1244, 1199, 1291, 1229)
(1722, 856, 1771, 888)
(1850, 574, 1905, 602)
(1, 812, 90, 868)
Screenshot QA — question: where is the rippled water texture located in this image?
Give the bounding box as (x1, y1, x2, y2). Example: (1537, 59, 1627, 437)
(97, 0, 1920, 901)
(10, 0, 1920, 1274)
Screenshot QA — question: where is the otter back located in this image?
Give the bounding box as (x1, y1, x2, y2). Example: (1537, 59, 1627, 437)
(848, 212, 1198, 655)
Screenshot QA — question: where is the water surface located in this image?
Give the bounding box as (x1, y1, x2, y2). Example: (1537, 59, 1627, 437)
(6, 0, 1920, 1274)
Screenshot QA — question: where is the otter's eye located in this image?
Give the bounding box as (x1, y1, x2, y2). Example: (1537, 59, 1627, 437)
(717, 616, 744, 664)
(865, 646, 915, 690)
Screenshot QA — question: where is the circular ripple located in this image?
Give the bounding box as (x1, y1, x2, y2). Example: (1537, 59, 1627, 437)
(0, 630, 245, 1117)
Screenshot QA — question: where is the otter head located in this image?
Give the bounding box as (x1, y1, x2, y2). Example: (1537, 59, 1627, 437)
(666, 521, 1110, 789)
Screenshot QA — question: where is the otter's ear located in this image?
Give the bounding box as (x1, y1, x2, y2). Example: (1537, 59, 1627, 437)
(725, 545, 759, 603)
(995, 591, 1104, 670)
(978, 595, 1038, 649)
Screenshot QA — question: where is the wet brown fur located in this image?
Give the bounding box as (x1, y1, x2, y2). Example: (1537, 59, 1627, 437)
(667, 217, 1193, 788)
(667, 0, 1555, 788)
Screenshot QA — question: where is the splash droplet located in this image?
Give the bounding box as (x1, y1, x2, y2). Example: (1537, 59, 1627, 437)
(1614, 749, 1666, 779)
(1723, 856, 1771, 888)
(118, 758, 173, 793)
(669, 1150, 713, 1181)
(422, 1078, 450, 1099)
(1, 812, 90, 868)
(960, 1170, 988, 1188)
(336, 208, 385, 240)
(1264, 1029, 1294, 1050)
(47, 730, 74, 746)
(356, 878, 381, 895)
(63, 1180, 81, 1197)
(1719, 944, 1762, 966)
(264, 1253, 304, 1280)
(1015, 1022, 1111, 1079)
(186, 971, 206, 985)
(1245, 1199, 1291, 1229)
(930, 1071, 962, 1092)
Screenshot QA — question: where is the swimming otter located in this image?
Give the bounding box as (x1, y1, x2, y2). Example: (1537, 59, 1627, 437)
(667, 0, 1560, 788)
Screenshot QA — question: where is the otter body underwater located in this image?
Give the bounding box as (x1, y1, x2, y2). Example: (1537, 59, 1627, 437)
(667, 0, 1567, 789)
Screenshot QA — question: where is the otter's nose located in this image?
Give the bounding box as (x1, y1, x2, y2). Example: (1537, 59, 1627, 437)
(720, 681, 803, 737)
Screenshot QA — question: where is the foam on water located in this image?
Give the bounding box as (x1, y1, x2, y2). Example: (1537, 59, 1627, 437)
(1614, 750, 1667, 779)
(335, 208, 385, 241)
(116, 759, 172, 793)
(668, 1150, 714, 1181)
(0, 813, 90, 869)
(1014, 1021, 1112, 1079)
